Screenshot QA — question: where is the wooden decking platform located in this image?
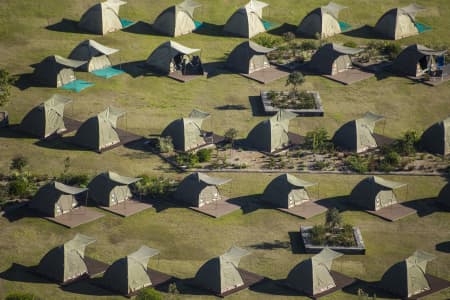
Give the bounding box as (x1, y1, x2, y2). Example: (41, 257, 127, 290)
(240, 66, 290, 84)
(189, 199, 241, 218)
(322, 68, 375, 85)
(277, 201, 328, 219)
(43, 207, 104, 228)
(99, 199, 153, 217)
(168, 71, 206, 83)
(366, 203, 416, 222)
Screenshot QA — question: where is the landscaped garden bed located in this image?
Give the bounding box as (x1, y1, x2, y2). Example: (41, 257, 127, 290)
(260, 90, 323, 116)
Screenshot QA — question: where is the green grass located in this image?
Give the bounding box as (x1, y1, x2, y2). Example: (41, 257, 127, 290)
(0, 0, 449, 299)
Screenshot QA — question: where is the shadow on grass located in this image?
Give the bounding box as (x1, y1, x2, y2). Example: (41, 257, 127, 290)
(288, 231, 304, 254)
(203, 62, 229, 79)
(436, 241, 450, 253)
(248, 95, 266, 116)
(249, 278, 300, 296)
(402, 197, 441, 217)
(34, 137, 93, 153)
(247, 240, 291, 251)
(61, 278, 117, 297)
(0, 263, 49, 284)
(121, 21, 155, 35)
(342, 25, 381, 40)
(215, 104, 247, 111)
(227, 194, 265, 214)
(12, 73, 45, 91)
(316, 196, 351, 212)
(1, 205, 39, 223)
(45, 18, 85, 34)
(342, 279, 397, 299)
(159, 279, 215, 296)
(193, 22, 225, 37)
(267, 23, 297, 36)
(113, 61, 155, 78)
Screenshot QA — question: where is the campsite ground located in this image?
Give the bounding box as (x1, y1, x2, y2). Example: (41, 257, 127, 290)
(0, 0, 449, 299)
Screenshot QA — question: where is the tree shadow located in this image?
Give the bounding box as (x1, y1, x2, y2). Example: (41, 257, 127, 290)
(248, 95, 267, 116)
(45, 18, 85, 34)
(203, 62, 229, 79)
(247, 240, 291, 251)
(342, 25, 381, 40)
(121, 21, 156, 35)
(436, 241, 450, 253)
(402, 197, 441, 217)
(342, 279, 397, 299)
(227, 194, 265, 214)
(60, 278, 116, 297)
(288, 231, 304, 254)
(267, 23, 297, 36)
(215, 104, 247, 111)
(0, 263, 50, 284)
(193, 22, 225, 37)
(249, 278, 300, 296)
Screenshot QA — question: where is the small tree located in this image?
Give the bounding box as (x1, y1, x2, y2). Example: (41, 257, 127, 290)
(285, 71, 305, 95)
(0, 68, 17, 107)
(135, 288, 163, 300)
(282, 32, 295, 43)
(325, 208, 342, 232)
(304, 128, 332, 153)
(10, 156, 28, 172)
(167, 283, 180, 300)
(224, 128, 238, 147)
(157, 136, 174, 153)
(396, 130, 419, 156)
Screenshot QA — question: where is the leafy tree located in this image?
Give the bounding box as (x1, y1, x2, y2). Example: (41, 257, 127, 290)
(345, 155, 369, 173)
(304, 128, 333, 153)
(157, 136, 174, 153)
(197, 148, 212, 162)
(285, 71, 305, 94)
(325, 208, 342, 232)
(224, 128, 238, 147)
(10, 156, 28, 172)
(282, 32, 296, 43)
(134, 175, 178, 198)
(396, 130, 419, 156)
(135, 288, 163, 300)
(0, 68, 17, 107)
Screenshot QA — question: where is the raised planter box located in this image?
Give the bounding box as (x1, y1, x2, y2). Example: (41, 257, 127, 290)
(300, 226, 366, 254)
(260, 91, 324, 117)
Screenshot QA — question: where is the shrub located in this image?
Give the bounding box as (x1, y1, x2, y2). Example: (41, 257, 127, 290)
(310, 225, 327, 245)
(282, 31, 296, 43)
(285, 71, 305, 93)
(0, 68, 17, 107)
(10, 156, 28, 172)
(396, 130, 419, 156)
(379, 150, 401, 172)
(252, 35, 282, 48)
(325, 208, 342, 232)
(196, 148, 212, 163)
(5, 292, 42, 300)
(157, 136, 174, 153)
(345, 155, 368, 173)
(134, 175, 178, 198)
(135, 288, 163, 300)
(300, 40, 318, 50)
(343, 41, 357, 48)
(8, 174, 36, 198)
(57, 173, 90, 187)
(382, 42, 401, 60)
(224, 128, 238, 145)
(304, 128, 333, 153)
(176, 152, 199, 168)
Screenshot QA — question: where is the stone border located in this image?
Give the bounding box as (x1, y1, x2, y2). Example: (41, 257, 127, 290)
(260, 91, 324, 116)
(300, 226, 366, 255)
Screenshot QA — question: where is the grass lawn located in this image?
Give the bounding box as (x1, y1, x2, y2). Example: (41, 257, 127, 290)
(0, 0, 449, 299)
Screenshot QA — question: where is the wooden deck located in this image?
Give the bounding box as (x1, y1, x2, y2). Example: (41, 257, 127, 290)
(322, 68, 375, 85)
(44, 207, 104, 228)
(366, 203, 416, 222)
(277, 201, 328, 219)
(240, 66, 290, 84)
(99, 199, 153, 217)
(189, 199, 241, 218)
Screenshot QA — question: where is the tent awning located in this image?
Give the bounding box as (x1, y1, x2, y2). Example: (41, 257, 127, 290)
(54, 181, 88, 195)
(372, 176, 407, 190)
(129, 246, 160, 267)
(285, 174, 317, 188)
(197, 172, 231, 186)
(107, 171, 141, 185)
(331, 43, 364, 55)
(54, 55, 87, 68)
(322, 2, 347, 19)
(248, 41, 275, 53)
(169, 41, 200, 55)
(416, 44, 448, 56)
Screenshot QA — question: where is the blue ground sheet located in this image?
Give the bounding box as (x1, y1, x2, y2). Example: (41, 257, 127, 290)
(61, 80, 94, 92)
(120, 18, 135, 28)
(194, 20, 203, 29)
(91, 67, 125, 79)
(415, 22, 432, 33)
(262, 20, 277, 30)
(339, 21, 352, 32)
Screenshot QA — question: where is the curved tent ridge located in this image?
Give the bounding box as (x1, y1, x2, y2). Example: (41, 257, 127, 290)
(245, 0, 268, 17)
(98, 106, 126, 128)
(356, 112, 384, 132)
(321, 2, 347, 19)
(106, 171, 141, 185)
(312, 247, 343, 264)
(168, 40, 200, 55)
(65, 234, 96, 257)
(53, 181, 88, 194)
(370, 176, 407, 190)
(414, 44, 448, 56)
(73, 40, 119, 57)
(221, 246, 250, 266)
(196, 172, 231, 186)
(104, 0, 127, 15)
(284, 174, 317, 188)
(177, 0, 201, 17)
(43, 94, 72, 116)
(399, 4, 426, 19)
(53, 55, 87, 68)
(270, 109, 297, 123)
(330, 43, 364, 55)
(128, 246, 160, 267)
(248, 41, 275, 53)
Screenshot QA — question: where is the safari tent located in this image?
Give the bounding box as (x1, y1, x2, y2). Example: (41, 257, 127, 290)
(226, 41, 274, 74)
(72, 107, 125, 152)
(79, 0, 127, 35)
(29, 181, 87, 217)
(161, 109, 210, 152)
(37, 234, 96, 283)
(286, 248, 343, 296)
(262, 174, 316, 209)
(19, 94, 72, 139)
(309, 43, 363, 75)
(174, 172, 231, 207)
(194, 246, 250, 295)
(297, 2, 349, 38)
(102, 246, 160, 295)
(146, 41, 202, 75)
(332, 112, 384, 153)
(88, 172, 141, 207)
(390, 44, 447, 77)
(380, 250, 435, 298)
(350, 176, 407, 211)
(69, 40, 119, 72)
(152, 0, 202, 37)
(420, 116, 450, 156)
(246, 109, 296, 153)
(374, 4, 429, 40)
(224, 0, 269, 38)
(33, 55, 86, 87)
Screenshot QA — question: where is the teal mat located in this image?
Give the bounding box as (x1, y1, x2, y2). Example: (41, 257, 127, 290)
(415, 22, 432, 33)
(92, 67, 125, 79)
(61, 80, 94, 92)
(339, 21, 352, 32)
(262, 20, 277, 30)
(120, 18, 135, 28)
(194, 20, 203, 29)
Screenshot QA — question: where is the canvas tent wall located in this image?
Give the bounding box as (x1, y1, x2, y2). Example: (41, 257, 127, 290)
(88, 171, 141, 207)
(332, 112, 384, 153)
(153, 0, 202, 37)
(37, 234, 96, 283)
(19, 94, 72, 139)
(102, 246, 159, 295)
(297, 2, 347, 38)
(420, 116, 450, 156)
(224, 0, 268, 38)
(374, 4, 426, 40)
(161, 109, 210, 152)
(33, 55, 86, 87)
(72, 107, 125, 152)
(350, 176, 407, 211)
(79, 0, 126, 35)
(309, 43, 362, 75)
(286, 248, 343, 296)
(263, 174, 316, 209)
(174, 172, 231, 207)
(391, 44, 447, 77)
(226, 41, 274, 74)
(246, 109, 296, 153)
(146, 41, 200, 74)
(29, 181, 87, 217)
(380, 250, 435, 298)
(69, 40, 119, 72)
(194, 246, 250, 294)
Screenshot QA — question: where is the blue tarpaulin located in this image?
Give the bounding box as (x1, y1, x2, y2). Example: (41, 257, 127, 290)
(120, 18, 135, 28)
(92, 67, 125, 79)
(194, 20, 203, 29)
(262, 20, 277, 30)
(339, 21, 352, 32)
(415, 22, 432, 33)
(61, 80, 94, 92)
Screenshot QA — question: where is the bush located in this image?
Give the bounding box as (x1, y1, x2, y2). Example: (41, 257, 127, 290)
(396, 130, 419, 156)
(343, 41, 357, 48)
(345, 155, 368, 173)
(382, 42, 401, 60)
(304, 128, 333, 153)
(10, 156, 28, 172)
(310, 225, 327, 245)
(325, 208, 342, 231)
(5, 292, 42, 300)
(300, 40, 318, 50)
(0, 68, 17, 107)
(196, 148, 212, 162)
(282, 31, 296, 43)
(8, 174, 36, 198)
(134, 175, 178, 198)
(176, 152, 199, 168)
(252, 35, 282, 48)
(136, 288, 163, 300)
(379, 150, 401, 172)
(57, 173, 90, 187)
(157, 136, 174, 153)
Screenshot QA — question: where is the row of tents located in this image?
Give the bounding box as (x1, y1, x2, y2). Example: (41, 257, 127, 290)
(34, 234, 443, 299)
(76, 0, 431, 40)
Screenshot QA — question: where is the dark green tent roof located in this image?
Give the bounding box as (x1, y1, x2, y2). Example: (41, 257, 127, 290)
(391, 44, 447, 76)
(374, 4, 425, 40)
(262, 174, 316, 208)
(79, 0, 126, 35)
(226, 41, 274, 74)
(88, 171, 141, 206)
(37, 234, 96, 283)
(224, 0, 268, 38)
(146, 41, 200, 74)
(194, 246, 250, 294)
(102, 246, 160, 295)
(309, 43, 362, 75)
(152, 0, 201, 37)
(332, 112, 384, 153)
(19, 94, 72, 139)
(380, 250, 435, 298)
(297, 2, 347, 38)
(286, 248, 343, 296)
(420, 116, 450, 156)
